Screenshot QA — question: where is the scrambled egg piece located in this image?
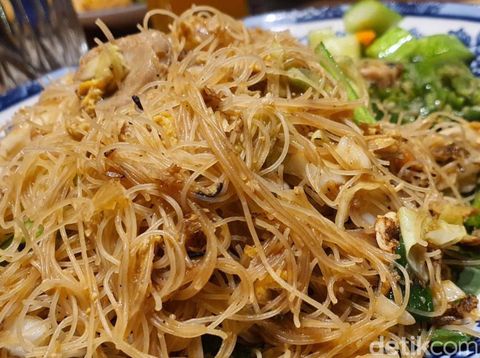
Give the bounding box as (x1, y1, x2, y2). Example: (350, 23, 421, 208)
(93, 181, 128, 211)
(242, 245, 288, 303)
(255, 270, 288, 303)
(76, 44, 127, 116)
(243, 245, 257, 259)
(77, 78, 109, 116)
(153, 112, 177, 145)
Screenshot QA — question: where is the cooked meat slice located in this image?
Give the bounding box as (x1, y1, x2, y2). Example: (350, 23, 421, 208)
(75, 30, 172, 110)
(374, 212, 400, 253)
(359, 60, 403, 88)
(431, 143, 466, 164)
(435, 294, 479, 325)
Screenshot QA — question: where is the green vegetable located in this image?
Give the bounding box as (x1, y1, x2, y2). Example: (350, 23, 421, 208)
(344, 0, 402, 35)
(365, 30, 475, 124)
(366, 27, 415, 60)
(309, 29, 360, 60)
(323, 35, 361, 60)
(395, 235, 407, 267)
(463, 105, 480, 121)
(0, 219, 44, 267)
(425, 220, 467, 248)
(456, 267, 480, 295)
(394, 235, 434, 321)
(430, 328, 472, 347)
(286, 68, 323, 93)
(24, 219, 44, 238)
(398, 207, 429, 281)
(353, 107, 376, 124)
(367, 31, 472, 64)
(308, 28, 335, 50)
(315, 42, 376, 124)
(465, 215, 480, 229)
(465, 191, 480, 229)
(413, 35, 473, 64)
(407, 283, 434, 321)
(370, 61, 480, 123)
(316, 42, 357, 98)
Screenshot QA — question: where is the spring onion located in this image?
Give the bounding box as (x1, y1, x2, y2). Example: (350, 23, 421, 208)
(430, 328, 472, 348)
(456, 267, 480, 295)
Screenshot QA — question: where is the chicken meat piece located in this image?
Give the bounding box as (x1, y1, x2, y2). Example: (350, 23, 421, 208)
(359, 60, 403, 88)
(75, 30, 172, 112)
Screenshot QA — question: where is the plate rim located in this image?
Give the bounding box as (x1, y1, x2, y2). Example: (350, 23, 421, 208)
(243, 2, 480, 28)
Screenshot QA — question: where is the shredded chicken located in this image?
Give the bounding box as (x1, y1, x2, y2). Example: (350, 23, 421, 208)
(435, 295, 479, 325)
(359, 60, 403, 88)
(201, 87, 223, 111)
(178, 15, 237, 51)
(431, 142, 466, 164)
(75, 30, 171, 111)
(460, 232, 480, 246)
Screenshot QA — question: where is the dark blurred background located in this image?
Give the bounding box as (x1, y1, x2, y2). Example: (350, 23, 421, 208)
(1, 0, 478, 93)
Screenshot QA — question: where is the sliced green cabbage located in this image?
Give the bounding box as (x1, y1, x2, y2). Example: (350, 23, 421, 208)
(286, 68, 324, 93)
(323, 36, 361, 60)
(397, 207, 429, 282)
(398, 207, 468, 279)
(425, 220, 467, 247)
(441, 280, 466, 302)
(374, 295, 415, 325)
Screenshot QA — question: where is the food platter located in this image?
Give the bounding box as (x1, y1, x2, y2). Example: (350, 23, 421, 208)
(0, 4, 480, 357)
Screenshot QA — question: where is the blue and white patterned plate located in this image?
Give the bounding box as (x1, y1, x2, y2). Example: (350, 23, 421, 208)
(0, 67, 74, 120)
(245, 2, 480, 77)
